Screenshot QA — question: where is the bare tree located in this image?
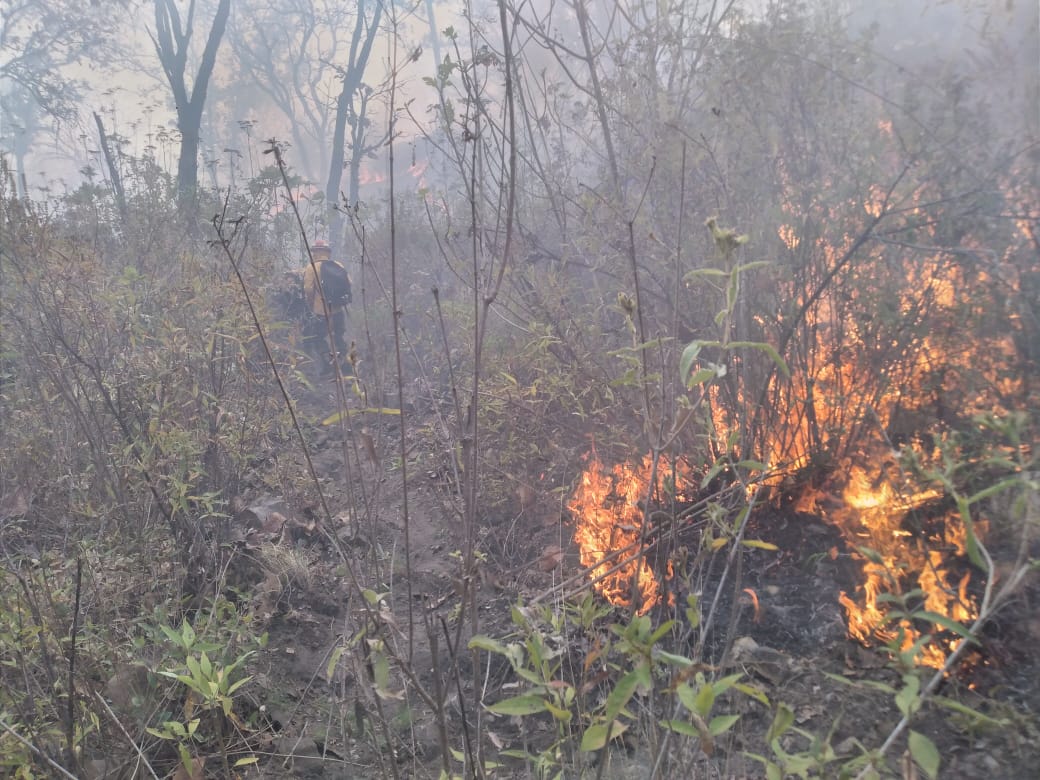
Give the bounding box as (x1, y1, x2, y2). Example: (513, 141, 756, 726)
(228, 0, 350, 182)
(325, 0, 383, 254)
(228, 0, 383, 253)
(1, 0, 126, 193)
(0, 0, 122, 118)
(150, 0, 231, 203)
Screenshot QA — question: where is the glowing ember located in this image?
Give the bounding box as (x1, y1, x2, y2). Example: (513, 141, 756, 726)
(568, 454, 691, 615)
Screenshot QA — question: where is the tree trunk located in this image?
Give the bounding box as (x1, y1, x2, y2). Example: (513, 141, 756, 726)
(178, 105, 203, 196)
(152, 0, 231, 209)
(324, 0, 382, 255)
(93, 111, 128, 221)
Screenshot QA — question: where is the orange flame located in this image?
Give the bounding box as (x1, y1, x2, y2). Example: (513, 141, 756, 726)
(829, 462, 988, 668)
(568, 454, 691, 615)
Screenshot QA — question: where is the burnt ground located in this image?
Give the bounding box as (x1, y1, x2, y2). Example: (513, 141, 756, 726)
(211, 378, 1040, 780)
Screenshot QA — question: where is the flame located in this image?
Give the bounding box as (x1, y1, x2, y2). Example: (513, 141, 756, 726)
(568, 454, 691, 614)
(695, 190, 1021, 667)
(825, 462, 987, 668)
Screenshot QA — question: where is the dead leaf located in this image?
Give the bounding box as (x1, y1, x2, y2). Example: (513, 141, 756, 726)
(0, 486, 30, 521)
(261, 511, 287, 536)
(901, 748, 919, 780)
(795, 704, 823, 724)
(517, 483, 537, 508)
(172, 756, 205, 780)
(361, 427, 378, 463)
(103, 664, 151, 713)
(254, 572, 283, 618)
(536, 545, 564, 572)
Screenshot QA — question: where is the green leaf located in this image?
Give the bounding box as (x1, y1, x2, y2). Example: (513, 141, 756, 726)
(580, 719, 626, 751)
(234, 757, 260, 767)
(856, 546, 886, 565)
(709, 714, 740, 736)
(226, 675, 251, 696)
(683, 267, 729, 282)
(727, 341, 790, 378)
(895, 675, 920, 718)
(327, 646, 346, 681)
(361, 589, 387, 606)
(687, 367, 718, 388)
(159, 623, 182, 646)
(654, 649, 694, 667)
(693, 681, 715, 718)
(660, 719, 699, 736)
(741, 539, 779, 551)
(837, 675, 899, 696)
(186, 655, 202, 683)
(735, 460, 768, 471)
(712, 673, 743, 696)
(545, 699, 572, 723)
(966, 477, 1019, 505)
(676, 682, 697, 713)
(908, 730, 941, 779)
(368, 641, 390, 692)
(178, 744, 192, 775)
(166, 720, 187, 738)
(199, 652, 212, 680)
(605, 667, 642, 721)
(679, 341, 703, 387)
(468, 635, 507, 655)
(913, 611, 978, 643)
(486, 694, 547, 716)
(932, 695, 1008, 728)
(735, 260, 771, 274)
(744, 753, 783, 780)
(766, 703, 794, 743)
(500, 749, 537, 760)
(734, 682, 770, 707)
(648, 620, 676, 646)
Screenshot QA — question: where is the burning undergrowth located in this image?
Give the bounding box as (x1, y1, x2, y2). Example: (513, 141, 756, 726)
(567, 435, 995, 670)
(566, 453, 698, 615)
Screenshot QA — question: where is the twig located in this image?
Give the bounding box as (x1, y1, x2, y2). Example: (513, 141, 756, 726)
(694, 484, 762, 662)
(64, 558, 83, 771)
(530, 532, 672, 608)
(0, 716, 80, 780)
(385, 8, 416, 663)
(94, 692, 161, 780)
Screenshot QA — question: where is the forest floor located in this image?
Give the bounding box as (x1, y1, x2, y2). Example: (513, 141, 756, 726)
(217, 375, 1040, 779)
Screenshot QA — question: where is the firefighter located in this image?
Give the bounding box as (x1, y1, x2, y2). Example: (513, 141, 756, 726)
(302, 240, 353, 376)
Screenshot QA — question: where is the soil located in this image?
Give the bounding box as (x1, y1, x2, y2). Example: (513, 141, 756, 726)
(221, 376, 1040, 779)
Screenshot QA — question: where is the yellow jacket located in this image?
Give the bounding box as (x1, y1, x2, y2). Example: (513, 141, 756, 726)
(303, 260, 351, 317)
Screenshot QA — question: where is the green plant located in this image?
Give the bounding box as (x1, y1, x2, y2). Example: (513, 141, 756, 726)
(463, 594, 749, 780)
(146, 602, 265, 776)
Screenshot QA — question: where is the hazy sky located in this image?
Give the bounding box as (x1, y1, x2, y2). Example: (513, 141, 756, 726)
(5, 0, 1037, 195)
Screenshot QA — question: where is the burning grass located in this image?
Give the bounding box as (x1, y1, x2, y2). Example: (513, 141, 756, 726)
(567, 453, 695, 615)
